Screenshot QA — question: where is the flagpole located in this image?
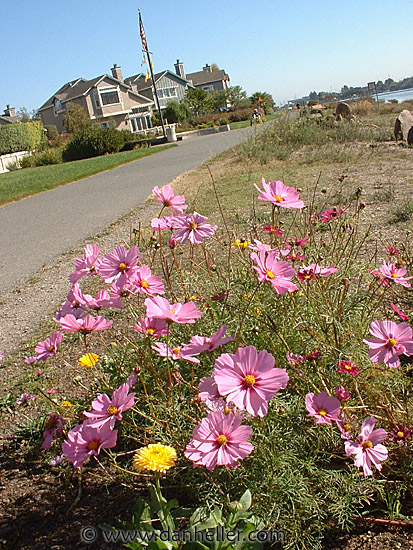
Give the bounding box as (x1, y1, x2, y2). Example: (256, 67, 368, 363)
(139, 9, 167, 139)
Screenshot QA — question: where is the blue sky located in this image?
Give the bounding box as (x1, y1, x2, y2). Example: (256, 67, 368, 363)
(1, 0, 412, 113)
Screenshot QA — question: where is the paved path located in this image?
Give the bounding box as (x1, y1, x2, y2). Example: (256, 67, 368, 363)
(0, 128, 252, 293)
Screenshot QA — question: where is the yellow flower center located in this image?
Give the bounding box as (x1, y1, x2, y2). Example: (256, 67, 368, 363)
(48, 345, 55, 352)
(361, 440, 373, 450)
(189, 221, 198, 230)
(90, 265, 96, 272)
(344, 423, 352, 432)
(87, 440, 100, 451)
(224, 407, 232, 415)
(141, 280, 149, 288)
(147, 328, 155, 335)
(391, 273, 399, 278)
(118, 262, 127, 272)
(397, 431, 404, 438)
(318, 408, 327, 416)
(169, 308, 176, 314)
(244, 375, 256, 388)
(344, 364, 352, 370)
(107, 405, 118, 416)
(274, 195, 284, 202)
(304, 274, 312, 280)
(216, 434, 228, 446)
(387, 338, 398, 348)
(266, 270, 275, 279)
(172, 347, 181, 355)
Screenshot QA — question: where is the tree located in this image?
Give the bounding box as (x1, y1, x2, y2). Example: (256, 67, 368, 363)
(183, 88, 214, 117)
(211, 63, 219, 72)
(209, 90, 228, 111)
(17, 107, 39, 122)
(163, 101, 190, 124)
(225, 86, 248, 109)
(309, 91, 318, 101)
(250, 92, 275, 114)
(63, 103, 92, 134)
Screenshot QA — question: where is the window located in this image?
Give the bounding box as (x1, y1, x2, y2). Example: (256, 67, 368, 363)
(99, 86, 120, 106)
(157, 87, 177, 99)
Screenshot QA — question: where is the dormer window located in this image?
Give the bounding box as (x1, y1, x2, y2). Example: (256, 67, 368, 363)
(99, 86, 120, 106)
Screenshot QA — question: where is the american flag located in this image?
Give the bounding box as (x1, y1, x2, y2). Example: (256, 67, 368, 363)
(139, 12, 148, 52)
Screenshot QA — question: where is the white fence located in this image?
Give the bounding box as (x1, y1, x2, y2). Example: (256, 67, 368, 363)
(0, 151, 30, 173)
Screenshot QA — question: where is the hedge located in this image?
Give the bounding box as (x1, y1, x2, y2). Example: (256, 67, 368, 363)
(0, 121, 44, 155)
(62, 127, 133, 161)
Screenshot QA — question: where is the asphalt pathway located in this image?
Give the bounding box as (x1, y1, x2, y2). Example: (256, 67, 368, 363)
(0, 127, 252, 293)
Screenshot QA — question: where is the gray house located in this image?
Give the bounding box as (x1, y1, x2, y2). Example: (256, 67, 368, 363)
(0, 105, 19, 126)
(185, 64, 230, 93)
(38, 65, 154, 133)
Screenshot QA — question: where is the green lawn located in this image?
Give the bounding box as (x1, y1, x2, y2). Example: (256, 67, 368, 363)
(0, 145, 175, 206)
(229, 113, 280, 130)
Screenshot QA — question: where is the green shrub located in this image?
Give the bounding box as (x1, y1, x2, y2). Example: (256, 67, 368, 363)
(0, 120, 44, 155)
(32, 148, 63, 166)
(19, 155, 33, 169)
(44, 125, 59, 141)
(163, 101, 191, 124)
(228, 108, 252, 122)
(62, 127, 126, 161)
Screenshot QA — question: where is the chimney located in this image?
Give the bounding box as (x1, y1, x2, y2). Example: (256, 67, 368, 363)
(111, 64, 123, 82)
(174, 59, 186, 80)
(4, 105, 16, 118)
(203, 64, 212, 73)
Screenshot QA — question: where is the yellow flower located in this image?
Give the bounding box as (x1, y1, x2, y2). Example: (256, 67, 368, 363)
(133, 443, 177, 474)
(231, 239, 251, 249)
(78, 353, 99, 368)
(61, 400, 73, 408)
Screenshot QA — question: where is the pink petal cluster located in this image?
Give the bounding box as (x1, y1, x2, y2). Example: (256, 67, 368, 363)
(363, 320, 413, 368)
(134, 316, 169, 338)
(297, 263, 338, 281)
(69, 244, 102, 283)
(97, 246, 140, 287)
(185, 326, 234, 354)
(57, 314, 113, 334)
(129, 265, 165, 296)
(305, 391, 341, 425)
(213, 346, 289, 417)
(390, 302, 409, 322)
(379, 260, 412, 288)
(25, 331, 64, 364)
(152, 185, 188, 213)
(251, 250, 297, 294)
(145, 296, 202, 324)
(336, 386, 351, 401)
(83, 383, 135, 428)
(184, 411, 253, 470)
(171, 212, 217, 244)
(337, 360, 361, 376)
(62, 423, 118, 469)
(345, 417, 388, 476)
(255, 178, 305, 209)
(42, 413, 66, 449)
(319, 208, 346, 223)
(151, 342, 202, 363)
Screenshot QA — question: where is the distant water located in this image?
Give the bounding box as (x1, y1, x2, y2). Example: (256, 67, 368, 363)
(375, 88, 413, 103)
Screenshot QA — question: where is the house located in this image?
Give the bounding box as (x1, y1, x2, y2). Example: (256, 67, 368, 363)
(0, 105, 20, 126)
(185, 64, 230, 93)
(38, 65, 155, 133)
(124, 62, 194, 109)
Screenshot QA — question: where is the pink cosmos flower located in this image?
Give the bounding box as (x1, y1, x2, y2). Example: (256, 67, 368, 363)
(390, 302, 409, 322)
(263, 225, 283, 235)
(62, 422, 118, 469)
(184, 411, 253, 470)
(248, 239, 275, 253)
(254, 178, 305, 209)
(83, 383, 135, 429)
(286, 250, 305, 262)
(369, 269, 391, 287)
(69, 244, 102, 283)
(145, 296, 202, 324)
(129, 265, 165, 296)
(345, 417, 388, 476)
(25, 331, 64, 364)
(319, 208, 346, 223)
(363, 320, 413, 368)
(336, 386, 351, 401)
(55, 285, 88, 320)
(152, 185, 188, 213)
(289, 237, 310, 248)
(379, 260, 412, 288)
(305, 391, 341, 425)
(42, 413, 66, 449)
(50, 455, 65, 466)
(97, 246, 140, 287)
(15, 393, 36, 405)
(185, 326, 235, 354)
(151, 342, 202, 363)
(213, 346, 289, 417)
(337, 360, 361, 376)
(172, 212, 217, 245)
(251, 250, 297, 294)
(151, 215, 178, 231)
(71, 285, 123, 311)
(297, 263, 338, 281)
(387, 247, 400, 256)
(198, 377, 226, 412)
(134, 317, 169, 338)
(286, 352, 305, 377)
(57, 314, 113, 334)
(391, 423, 411, 445)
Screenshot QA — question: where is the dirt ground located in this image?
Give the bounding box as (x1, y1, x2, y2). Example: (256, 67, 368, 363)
(0, 138, 412, 549)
